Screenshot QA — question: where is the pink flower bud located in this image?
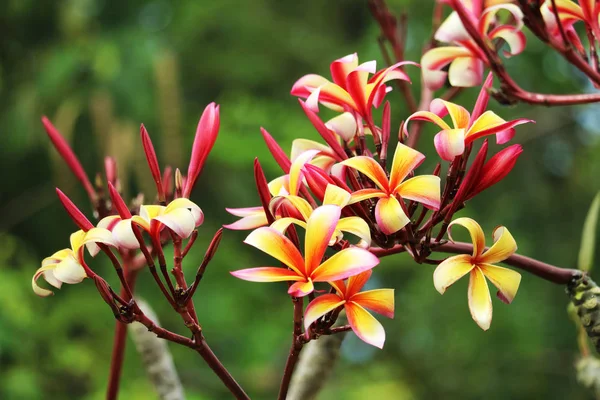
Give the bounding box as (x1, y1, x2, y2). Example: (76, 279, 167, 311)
(254, 158, 275, 225)
(183, 103, 220, 198)
(107, 182, 132, 219)
(304, 164, 335, 202)
(298, 99, 347, 160)
(467, 144, 523, 199)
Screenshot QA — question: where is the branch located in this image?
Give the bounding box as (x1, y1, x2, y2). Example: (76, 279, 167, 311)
(370, 241, 581, 284)
(451, 0, 600, 106)
(277, 296, 305, 400)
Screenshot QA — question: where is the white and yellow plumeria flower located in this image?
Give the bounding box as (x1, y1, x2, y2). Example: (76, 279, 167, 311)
(131, 198, 203, 240)
(33, 228, 116, 297)
(433, 217, 521, 330)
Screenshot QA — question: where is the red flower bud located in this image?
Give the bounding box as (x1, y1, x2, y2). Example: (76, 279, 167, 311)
(304, 164, 335, 202)
(298, 99, 347, 160)
(467, 144, 523, 199)
(42, 117, 97, 203)
(261, 127, 291, 173)
(56, 188, 94, 231)
(183, 103, 220, 198)
(104, 157, 117, 187)
(108, 182, 132, 219)
(254, 158, 275, 224)
(140, 124, 165, 202)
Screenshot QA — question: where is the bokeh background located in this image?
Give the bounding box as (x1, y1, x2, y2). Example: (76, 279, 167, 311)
(2, 0, 600, 399)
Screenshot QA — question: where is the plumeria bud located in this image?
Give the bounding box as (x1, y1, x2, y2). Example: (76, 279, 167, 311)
(380, 101, 391, 160)
(183, 103, 220, 198)
(42, 117, 97, 203)
(56, 188, 94, 231)
(304, 164, 335, 202)
(471, 73, 493, 121)
(107, 182, 132, 219)
(467, 144, 523, 199)
(162, 166, 173, 199)
(261, 127, 292, 173)
(298, 99, 348, 160)
(254, 158, 275, 224)
(204, 228, 224, 265)
(175, 168, 184, 199)
(104, 157, 118, 187)
(447, 140, 489, 221)
(140, 124, 165, 202)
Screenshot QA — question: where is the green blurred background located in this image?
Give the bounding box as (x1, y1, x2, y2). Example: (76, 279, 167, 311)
(2, 0, 600, 399)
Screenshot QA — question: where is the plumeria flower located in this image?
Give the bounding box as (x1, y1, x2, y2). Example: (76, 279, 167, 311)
(291, 53, 414, 125)
(271, 184, 372, 248)
(404, 74, 532, 161)
(304, 270, 394, 348)
(339, 143, 441, 235)
(32, 228, 116, 297)
(230, 205, 380, 297)
(132, 198, 204, 240)
(433, 217, 521, 330)
(541, 0, 599, 51)
(422, 3, 526, 89)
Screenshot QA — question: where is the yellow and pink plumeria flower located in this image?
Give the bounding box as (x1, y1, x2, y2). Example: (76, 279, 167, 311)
(339, 143, 441, 235)
(433, 217, 521, 330)
(271, 184, 372, 248)
(32, 228, 116, 297)
(405, 74, 532, 161)
(230, 205, 380, 297)
(541, 0, 600, 53)
(291, 53, 414, 124)
(304, 270, 394, 348)
(422, 3, 526, 89)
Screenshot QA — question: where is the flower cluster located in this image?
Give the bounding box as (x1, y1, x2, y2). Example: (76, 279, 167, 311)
(227, 53, 528, 346)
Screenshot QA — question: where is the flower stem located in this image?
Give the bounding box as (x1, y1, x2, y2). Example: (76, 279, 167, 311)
(277, 296, 305, 400)
(106, 267, 138, 400)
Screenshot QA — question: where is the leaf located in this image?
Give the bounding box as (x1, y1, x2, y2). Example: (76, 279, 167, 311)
(578, 192, 600, 272)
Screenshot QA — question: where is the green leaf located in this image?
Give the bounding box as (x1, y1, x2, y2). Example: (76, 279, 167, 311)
(578, 192, 600, 272)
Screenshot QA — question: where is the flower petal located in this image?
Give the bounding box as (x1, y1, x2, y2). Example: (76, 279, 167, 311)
(155, 208, 196, 239)
(305, 205, 342, 274)
(421, 47, 474, 90)
(32, 265, 61, 297)
(311, 247, 380, 282)
(346, 302, 386, 348)
(304, 294, 346, 330)
(223, 210, 269, 230)
(448, 57, 484, 88)
(396, 175, 441, 210)
(289, 149, 320, 196)
(323, 184, 351, 208)
(336, 217, 372, 248)
(448, 218, 486, 257)
(468, 267, 493, 330)
(479, 226, 517, 264)
(434, 129, 466, 162)
(352, 288, 394, 318)
(112, 219, 139, 249)
(52, 254, 87, 284)
(330, 53, 359, 89)
(433, 254, 474, 294)
(403, 111, 452, 139)
(388, 143, 426, 189)
(339, 156, 389, 191)
(348, 188, 387, 204)
(244, 227, 306, 276)
(435, 11, 471, 42)
(375, 196, 410, 235)
(479, 263, 521, 304)
(288, 280, 315, 297)
(291, 74, 331, 98)
(430, 99, 471, 129)
(345, 270, 372, 297)
(230, 267, 303, 282)
(325, 112, 358, 142)
(270, 217, 307, 234)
